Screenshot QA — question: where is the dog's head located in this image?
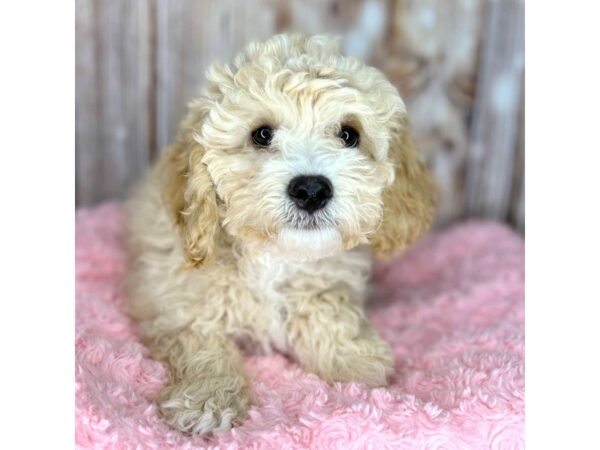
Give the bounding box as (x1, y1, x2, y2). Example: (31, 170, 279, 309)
(162, 34, 435, 265)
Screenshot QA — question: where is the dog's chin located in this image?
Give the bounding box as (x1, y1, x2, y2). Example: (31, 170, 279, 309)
(272, 226, 343, 262)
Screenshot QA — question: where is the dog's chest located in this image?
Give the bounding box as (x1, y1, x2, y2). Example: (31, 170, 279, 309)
(238, 252, 295, 352)
(238, 248, 373, 353)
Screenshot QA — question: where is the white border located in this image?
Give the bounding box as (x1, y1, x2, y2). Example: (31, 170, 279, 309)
(526, 1, 600, 448)
(0, 1, 74, 448)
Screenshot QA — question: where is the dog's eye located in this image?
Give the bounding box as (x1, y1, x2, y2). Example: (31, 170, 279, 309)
(339, 126, 359, 148)
(251, 126, 273, 147)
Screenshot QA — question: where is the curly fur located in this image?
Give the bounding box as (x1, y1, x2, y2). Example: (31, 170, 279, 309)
(125, 34, 435, 435)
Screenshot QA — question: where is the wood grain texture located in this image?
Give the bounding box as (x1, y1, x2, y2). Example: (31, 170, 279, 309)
(464, 0, 525, 221)
(509, 90, 525, 232)
(76, 0, 151, 205)
(75, 0, 99, 205)
(382, 0, 485, 225)
(281, 0, 371, 36)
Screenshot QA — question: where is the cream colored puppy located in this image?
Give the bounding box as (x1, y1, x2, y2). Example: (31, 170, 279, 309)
(126, 34, 435, 435)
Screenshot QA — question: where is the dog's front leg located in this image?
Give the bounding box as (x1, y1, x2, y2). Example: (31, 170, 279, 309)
(149, 328, 251, 435)
(286, 287, 395, 387)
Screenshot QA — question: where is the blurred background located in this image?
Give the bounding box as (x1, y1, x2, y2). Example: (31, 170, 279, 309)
(76, 0, 524, 231)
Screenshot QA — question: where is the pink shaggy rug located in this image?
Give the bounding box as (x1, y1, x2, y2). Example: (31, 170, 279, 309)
(76, 203, 524, 449)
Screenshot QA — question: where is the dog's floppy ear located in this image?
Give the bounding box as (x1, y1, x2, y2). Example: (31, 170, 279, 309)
(370, 115, 436, 258)
(161, 111, 220, 268)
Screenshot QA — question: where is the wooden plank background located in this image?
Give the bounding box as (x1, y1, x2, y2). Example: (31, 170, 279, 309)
(76, 0, 525, 231)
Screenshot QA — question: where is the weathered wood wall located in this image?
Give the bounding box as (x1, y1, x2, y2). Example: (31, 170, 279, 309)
(76, 0, 524, 231)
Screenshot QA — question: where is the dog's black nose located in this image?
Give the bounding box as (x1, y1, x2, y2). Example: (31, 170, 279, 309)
(287, 175, 333, 213)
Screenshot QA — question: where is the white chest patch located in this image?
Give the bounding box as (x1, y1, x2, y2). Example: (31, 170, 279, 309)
(239, 251, 294, 352)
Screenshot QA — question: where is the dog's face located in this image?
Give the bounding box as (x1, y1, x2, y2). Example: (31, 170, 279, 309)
(164, 35, 435, 265)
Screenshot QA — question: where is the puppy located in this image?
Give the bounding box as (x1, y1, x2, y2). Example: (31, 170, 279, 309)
(125, 34, 435, 435)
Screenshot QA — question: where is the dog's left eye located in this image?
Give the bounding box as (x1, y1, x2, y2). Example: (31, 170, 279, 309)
(339, 126, 359, 148)
(251, 126, 273, 147)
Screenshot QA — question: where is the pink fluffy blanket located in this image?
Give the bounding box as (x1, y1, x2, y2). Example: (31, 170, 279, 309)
(76, 203, 524, 449)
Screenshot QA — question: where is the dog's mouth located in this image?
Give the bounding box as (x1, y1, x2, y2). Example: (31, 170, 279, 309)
(285, 210, 335, 231)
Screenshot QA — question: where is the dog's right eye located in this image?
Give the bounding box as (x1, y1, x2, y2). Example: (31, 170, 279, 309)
(251, 126, 273, 147)
(339, 125, 360, 148)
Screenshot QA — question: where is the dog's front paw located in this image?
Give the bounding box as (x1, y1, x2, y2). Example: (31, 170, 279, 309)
(315, 331, 395, 387)
(339, 336, 394, 387)
(158, 376, 251, 435)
